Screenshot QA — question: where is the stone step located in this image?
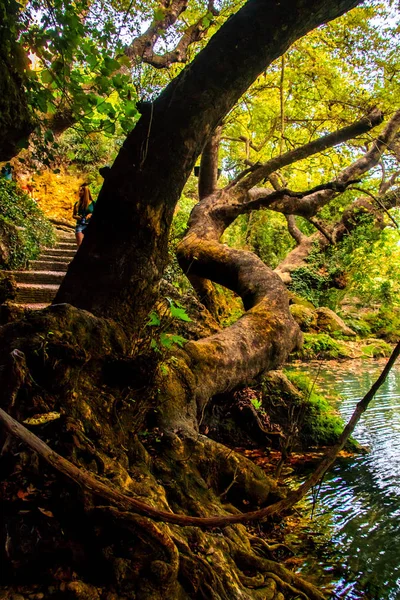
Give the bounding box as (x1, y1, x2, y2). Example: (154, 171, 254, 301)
(11, 271, 65, 285)
(38, 253, 73, 263)
(11, 303, 50, 311)
(15, 284, 59, 304)
(41, 248, 76, 259)
(54, 230, 75, 241)
(55, 241, 76, 249)
(30, 260, 69, 272)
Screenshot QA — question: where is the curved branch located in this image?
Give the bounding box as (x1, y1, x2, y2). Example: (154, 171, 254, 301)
(230, 108, 383, 191)
(125, 0, 219, 68)
(286, 215, 306, 245)
(245, 110, 400, 219)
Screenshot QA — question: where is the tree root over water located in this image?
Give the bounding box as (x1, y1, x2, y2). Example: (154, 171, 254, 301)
(1, 306, 398, 599)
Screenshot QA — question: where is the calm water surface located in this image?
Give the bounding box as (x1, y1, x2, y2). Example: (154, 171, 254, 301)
(294, 360, 400, 600)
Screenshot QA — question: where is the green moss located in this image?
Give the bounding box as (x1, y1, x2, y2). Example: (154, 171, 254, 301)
(260, 371, 357, 451)
(284, 371, 358, 450)
(361, 340, 392, 358)
(294, 333, 352, 360)
(0, 180, 55, 269)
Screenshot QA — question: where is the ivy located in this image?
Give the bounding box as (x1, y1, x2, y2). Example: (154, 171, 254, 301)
(0, 181, 55, 269)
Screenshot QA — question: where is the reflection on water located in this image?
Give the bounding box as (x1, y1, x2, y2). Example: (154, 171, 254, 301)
(296, 361, 400, 599)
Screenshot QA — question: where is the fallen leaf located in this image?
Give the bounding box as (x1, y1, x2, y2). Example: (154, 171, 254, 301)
(23, 412, 61, 426)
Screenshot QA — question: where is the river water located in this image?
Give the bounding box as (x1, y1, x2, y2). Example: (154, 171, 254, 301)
(293, 360, 400, 599)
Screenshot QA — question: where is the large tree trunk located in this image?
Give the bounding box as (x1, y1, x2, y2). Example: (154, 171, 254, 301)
(1, 2, 370, 599)
(54, 0, 362, 330)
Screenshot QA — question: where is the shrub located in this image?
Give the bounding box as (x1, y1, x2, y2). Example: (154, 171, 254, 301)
(0, 180, 55, 269)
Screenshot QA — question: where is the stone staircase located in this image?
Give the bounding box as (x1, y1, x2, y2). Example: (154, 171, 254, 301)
(10, 229, 76, 309)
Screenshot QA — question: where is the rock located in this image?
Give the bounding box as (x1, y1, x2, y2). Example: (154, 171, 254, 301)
(287, 291, 315, 309)
(0, 272, 17, 303)
(315, 307, 356, 337)
(289, 304, 317, 332)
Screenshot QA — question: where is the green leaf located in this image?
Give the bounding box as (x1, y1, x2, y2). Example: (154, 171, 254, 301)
(147, 311, 161, 326)
(41, 70, 53, 83)
(102, 120, 116, 134)
(170, 302, 192, 322)
(44, 129, 54, 143)
(154, 8, 165, 21)
(150, 338, 160, 352)
(104, 56, 121, 72)
(125, 100, 138, 118)
(159, 333, 187, 349)
(169, 334, 187, 347)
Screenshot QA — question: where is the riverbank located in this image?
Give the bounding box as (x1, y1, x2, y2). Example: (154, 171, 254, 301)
(282, 359, 400, 599)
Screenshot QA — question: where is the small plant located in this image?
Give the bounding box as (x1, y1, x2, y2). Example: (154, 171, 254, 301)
(250, 397, 262, 411)
(146, 298, 191, 354)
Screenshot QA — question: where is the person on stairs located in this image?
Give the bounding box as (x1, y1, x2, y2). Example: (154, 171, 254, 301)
(73, 183, 95, 247)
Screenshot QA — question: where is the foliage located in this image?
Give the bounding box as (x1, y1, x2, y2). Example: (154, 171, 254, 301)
(289, 265, 334, 308)
(361, 307, 400, 343)
(288, 213, 400, 311)
(145, 298, 191, 354)
(361, 339, 392, 358)
(0, 180, 55, 269)
(340, 224, 400, 308)
(46, 128, 121, 173)
(223, 211, 295, 269)
(0, 0, 33, 158)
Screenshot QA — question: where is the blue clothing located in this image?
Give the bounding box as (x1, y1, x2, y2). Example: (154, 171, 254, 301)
(74, 201, 95, 233)
(1, 165, 12, 181)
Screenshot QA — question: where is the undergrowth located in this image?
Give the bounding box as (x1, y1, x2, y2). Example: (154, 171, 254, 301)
(294, 333, 352, 360)
(0, 180, 55, 269)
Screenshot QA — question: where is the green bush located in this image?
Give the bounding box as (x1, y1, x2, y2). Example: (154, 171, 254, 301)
(0, 180, 55, 269)
(362, 307, 400, 343)
(361, 340, 392, 358)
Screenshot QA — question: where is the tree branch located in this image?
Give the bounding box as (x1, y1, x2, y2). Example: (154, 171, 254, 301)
(286, 215, 306, 245)
(125, 0, 219, 68)
(231, 108, 383, 191)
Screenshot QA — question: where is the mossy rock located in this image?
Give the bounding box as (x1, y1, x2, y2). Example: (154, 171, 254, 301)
(288, 291, 315, 310)
(289, 304, 317, 332)
(315, 307, 356, 337)
(341, 314, 372, 338)
(361, 339, 392, 358)
(294, 333, 353, 360)
(361, 308, 400, 343)
(260, 370, 357, 450)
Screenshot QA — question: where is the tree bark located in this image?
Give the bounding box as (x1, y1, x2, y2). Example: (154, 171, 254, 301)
(55, 0, 363, 330)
